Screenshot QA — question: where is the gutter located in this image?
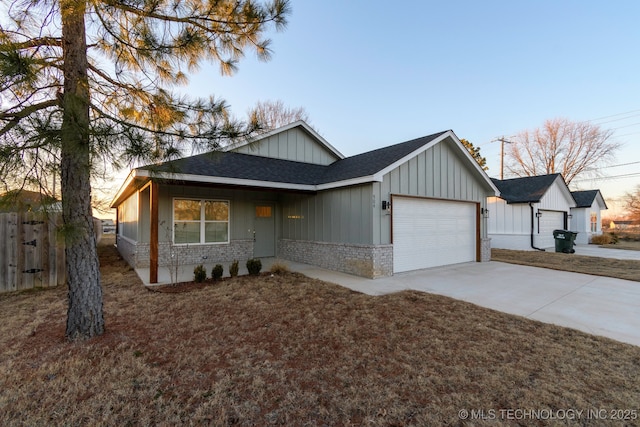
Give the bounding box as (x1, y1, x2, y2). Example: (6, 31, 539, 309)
(529, 202, 545, 251)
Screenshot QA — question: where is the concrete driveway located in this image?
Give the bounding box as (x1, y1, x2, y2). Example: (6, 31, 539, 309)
(292, 257, 640, 347)
(574, 244, 640, 260)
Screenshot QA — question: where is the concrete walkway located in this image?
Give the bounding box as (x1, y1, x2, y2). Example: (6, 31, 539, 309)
(137, 247, 640, 347)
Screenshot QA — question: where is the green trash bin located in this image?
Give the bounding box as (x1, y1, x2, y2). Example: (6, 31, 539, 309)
(553, 229, 578, 253)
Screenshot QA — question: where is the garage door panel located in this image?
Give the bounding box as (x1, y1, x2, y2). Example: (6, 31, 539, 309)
(538, 210, 565, 248)
(393, 197, 476, 273)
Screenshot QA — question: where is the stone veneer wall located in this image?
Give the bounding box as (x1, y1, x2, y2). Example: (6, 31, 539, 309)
(480, 237, 491, 262)
(116, 237, 253, 268)
(116, 236, 137, 268)
(279, 239, 393, 279)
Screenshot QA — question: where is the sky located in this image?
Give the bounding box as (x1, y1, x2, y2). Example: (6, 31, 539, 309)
(114, 1, 640, 217)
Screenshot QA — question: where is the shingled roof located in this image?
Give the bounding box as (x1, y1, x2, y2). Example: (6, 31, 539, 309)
(571, 190, 608, 209)
(491, 174, 565, 204)
(139, 131, 449, 186)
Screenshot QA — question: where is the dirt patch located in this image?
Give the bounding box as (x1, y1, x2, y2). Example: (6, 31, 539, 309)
(1, 239, 639, 426)
(492, 248, 640, 282)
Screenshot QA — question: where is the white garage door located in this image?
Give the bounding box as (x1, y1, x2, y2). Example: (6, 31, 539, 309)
(393, 197, 477, 273)
(537, 210, 565, 248)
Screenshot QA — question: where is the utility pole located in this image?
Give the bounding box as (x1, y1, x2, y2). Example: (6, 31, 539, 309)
(492, 137, 515, 180)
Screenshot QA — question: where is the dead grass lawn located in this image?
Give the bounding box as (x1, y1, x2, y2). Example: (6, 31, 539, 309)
(602, 240, 640, 251)
(492, 249, 640, 282)
(1, 239, 639, 426)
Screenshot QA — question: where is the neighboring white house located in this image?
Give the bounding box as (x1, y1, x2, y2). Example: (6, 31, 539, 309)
(487, 174, 576, 250)
(570, 190, 607, 245)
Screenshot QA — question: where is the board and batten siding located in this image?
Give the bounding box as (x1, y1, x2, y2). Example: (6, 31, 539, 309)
(280, 184, 374, 245)
(374, 140, 490, 245)
(232, 127, 339, 165)
(538, 178, 576, 211)
(487, 197, 531, 235)
(488, 176, 574, 236)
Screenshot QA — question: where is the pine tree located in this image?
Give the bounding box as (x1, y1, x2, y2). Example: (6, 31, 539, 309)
(0, 0, 290, 339)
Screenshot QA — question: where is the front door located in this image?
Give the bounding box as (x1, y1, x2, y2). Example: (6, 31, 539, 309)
(254, 204, 275, 257)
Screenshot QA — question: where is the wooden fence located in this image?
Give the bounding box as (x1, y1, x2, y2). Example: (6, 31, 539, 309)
(0, 212, 66, 293)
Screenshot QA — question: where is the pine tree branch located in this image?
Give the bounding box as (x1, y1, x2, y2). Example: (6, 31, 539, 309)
(0, 99, 60, 136)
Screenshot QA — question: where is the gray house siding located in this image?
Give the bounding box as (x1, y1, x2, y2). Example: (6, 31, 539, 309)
(280, 184, 374, 245)
(232, 127, 339, 165)
(374, 140, 490, 246)
(277, 185, 390, 278)
(116, 184, 282, 268)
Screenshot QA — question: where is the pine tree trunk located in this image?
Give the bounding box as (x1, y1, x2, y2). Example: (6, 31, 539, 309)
(60, 0, 104, 339)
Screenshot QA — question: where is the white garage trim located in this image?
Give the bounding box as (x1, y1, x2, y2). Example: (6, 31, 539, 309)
(537, 209, 566, 249)
(392, 196, 479, 273)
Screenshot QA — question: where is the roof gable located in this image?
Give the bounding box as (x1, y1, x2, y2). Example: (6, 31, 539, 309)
(228, 121, 344, 165)
(571, 190, 608, 210)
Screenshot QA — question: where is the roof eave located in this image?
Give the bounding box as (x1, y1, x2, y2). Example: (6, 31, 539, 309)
(134, 169, 317, 192)
(110, 170, 143, 208)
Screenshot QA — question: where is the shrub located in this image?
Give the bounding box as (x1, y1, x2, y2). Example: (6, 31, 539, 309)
(609, 232, 619, 244)
(270, 261, 290, 275)
(229, 260, 239, 277)
(590, 233, 613, 245)
(211, 264, 224, 280)
(246, 258, 262, 276)
(193, 265, 207, 283)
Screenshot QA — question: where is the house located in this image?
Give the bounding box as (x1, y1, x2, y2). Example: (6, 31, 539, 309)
(100, 219, 116, 234)
(110, 121, 499, 282)
(487, 174, 576, 250)
(609, 220, 636, 230)
(0, 189, 61, 213)
(570, 190, 607, 244)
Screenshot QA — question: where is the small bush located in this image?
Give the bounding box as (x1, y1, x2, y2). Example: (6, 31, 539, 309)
(212, 264, 223, 280)
(270, 262, 290, 275)
(590, 233, 613, 245)
(193, 265, 207, 283)
(246, 258, 262, 276)
(229, 260, 239, 277)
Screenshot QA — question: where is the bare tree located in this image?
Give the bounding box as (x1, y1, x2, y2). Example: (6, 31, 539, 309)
(505, 118, 620, 184)
(248, 100, 312, 130)
(625, 185, 640, 223)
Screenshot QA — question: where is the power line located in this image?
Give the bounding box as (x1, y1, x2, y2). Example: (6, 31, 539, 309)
(590, 113, 640, 126)
(572, 172, 640, 183)
(586, 108, 640, 123)
(584, 161, 640, 172)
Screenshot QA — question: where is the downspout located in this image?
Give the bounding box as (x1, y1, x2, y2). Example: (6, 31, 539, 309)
(530, 202, 545, 251)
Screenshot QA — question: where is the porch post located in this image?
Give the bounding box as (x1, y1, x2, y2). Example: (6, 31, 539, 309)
(149, 180, 159, 284)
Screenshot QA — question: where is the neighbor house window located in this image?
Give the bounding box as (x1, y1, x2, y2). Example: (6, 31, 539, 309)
(173, 199, 229, 244)
(590, 212, 598, 233)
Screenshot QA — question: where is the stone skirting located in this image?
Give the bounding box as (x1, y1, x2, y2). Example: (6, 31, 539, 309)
(116, 237, 254, 268)
(480, 237, 491, 262)
(278, 239, 393, 279)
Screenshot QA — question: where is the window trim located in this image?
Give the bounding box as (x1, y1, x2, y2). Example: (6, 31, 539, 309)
(590, 212, 598, 233)
(172, 198, 230, 245)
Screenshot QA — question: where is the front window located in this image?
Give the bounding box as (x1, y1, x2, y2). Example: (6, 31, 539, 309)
(590, 213, 598, 233)
(174, 199, 229, 244)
